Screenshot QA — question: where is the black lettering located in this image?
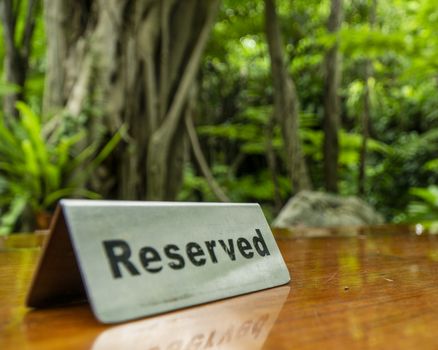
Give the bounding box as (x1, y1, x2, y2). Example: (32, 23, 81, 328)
(185, 334, 204, 350)
(252, 314, 269, 338)
(164, 244, 185, 270)
(253, 229, 270, 256)
(167, 340, 182, 350)
(139, 247, 163, 273)
(205, 241, 218, 263)
(102, 240, 140, 278)
(186, 242, 206, 266)
(237, 320, 252, 337)
(219, 239, 236, 260)
(204, 331, 216, 348)
(237, 238, 254, 259)
(218, 326, 234, 345)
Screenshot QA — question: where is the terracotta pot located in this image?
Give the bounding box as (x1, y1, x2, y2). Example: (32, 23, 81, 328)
(35, 211, 53, 230)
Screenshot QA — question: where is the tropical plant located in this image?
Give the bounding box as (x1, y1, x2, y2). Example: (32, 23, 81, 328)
(0, 102, 123, 234)
(406, 186, 438, 233)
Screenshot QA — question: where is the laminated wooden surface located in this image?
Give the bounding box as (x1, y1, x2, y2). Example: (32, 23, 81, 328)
(1, 229, 438, 349)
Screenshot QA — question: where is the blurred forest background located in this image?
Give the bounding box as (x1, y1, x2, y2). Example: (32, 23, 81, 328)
(0, 0, 437, 234)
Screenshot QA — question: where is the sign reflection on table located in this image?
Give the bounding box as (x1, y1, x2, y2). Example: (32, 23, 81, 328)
(92, 286, 289, 350)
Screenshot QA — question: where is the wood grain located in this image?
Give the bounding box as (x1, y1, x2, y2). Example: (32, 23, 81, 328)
(1, 230, 438, 349)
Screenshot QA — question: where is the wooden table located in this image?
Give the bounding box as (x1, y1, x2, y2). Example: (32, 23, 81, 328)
(1, 229, 438, 349)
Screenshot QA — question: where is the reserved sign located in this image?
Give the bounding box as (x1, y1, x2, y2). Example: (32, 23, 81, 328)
(27, 200, 290, 323)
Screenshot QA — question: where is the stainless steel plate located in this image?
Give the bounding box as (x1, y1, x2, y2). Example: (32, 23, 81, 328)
(27, 200, 290, 324)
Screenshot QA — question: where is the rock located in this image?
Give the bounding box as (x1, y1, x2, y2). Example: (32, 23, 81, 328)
(272, 191, 384, 228)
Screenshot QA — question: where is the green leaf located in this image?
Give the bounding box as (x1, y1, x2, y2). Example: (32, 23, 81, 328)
(425, 159, 438, 171)
(21, 140, 39, 178)
(0, 196, 28, 235)
(410, 186, 438, 207)
(43, 188, 102, 208)
(0, 82, 21, 96)
(67, 127, 124, 188)
(16, 102, 49, 168)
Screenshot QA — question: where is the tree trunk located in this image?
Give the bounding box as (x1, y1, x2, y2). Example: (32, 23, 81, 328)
(0, 0, 38, 118)
(43, 0, 220, 201)
(184, 87, 230, 202)
(266, 112, 282, 213)
(358, 0, 377, 196)
(264, 0, 312, 193)
(323, 0, 343, 193)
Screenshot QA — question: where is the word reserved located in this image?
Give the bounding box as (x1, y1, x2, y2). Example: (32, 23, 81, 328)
(103, 229, 271, 278)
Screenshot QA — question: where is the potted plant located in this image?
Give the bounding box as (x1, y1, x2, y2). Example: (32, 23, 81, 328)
(0, 102, 123, 234)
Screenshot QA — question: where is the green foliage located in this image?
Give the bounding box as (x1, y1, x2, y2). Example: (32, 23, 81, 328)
(406, 186, 438, 233)
(369, 129, 438, 219)
(0, 82, 21, 96)
(425, 159, 438, 171)
(1, 0, 438, 228)
(339, 27, 407, 59)
(194, 0, 438, 222)
(0, 0, 46, 110)
(0, 103, 123, 235)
